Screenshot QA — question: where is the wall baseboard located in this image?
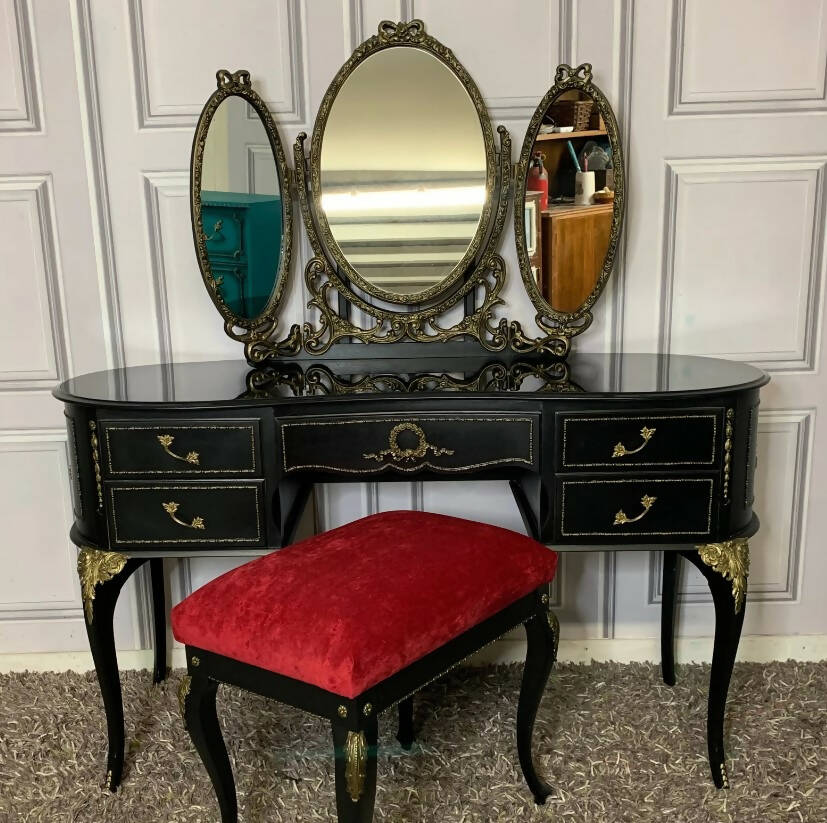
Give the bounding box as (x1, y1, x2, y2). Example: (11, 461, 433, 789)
(1, 634, 825, 674)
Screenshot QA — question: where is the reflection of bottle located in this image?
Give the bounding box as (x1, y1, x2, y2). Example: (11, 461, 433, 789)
(527, 150, 548, 210)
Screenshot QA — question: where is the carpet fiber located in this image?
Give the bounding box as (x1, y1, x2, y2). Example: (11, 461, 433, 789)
(0, 661, 825, 822)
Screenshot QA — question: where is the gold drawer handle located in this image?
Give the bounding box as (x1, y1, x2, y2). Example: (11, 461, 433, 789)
(157, 434, 200, 466)
(204, 219, 223, 240)
(613, 426, 656, 458)
(363, 422, 455, 463)
(614, 494, 657, 526)
(162, 501, 205, 530)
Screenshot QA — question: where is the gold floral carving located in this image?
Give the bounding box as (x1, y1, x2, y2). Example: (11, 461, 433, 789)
(363, 422, 454, 463)
(697, 539, 750, 614)
(77, 547, 128, 625)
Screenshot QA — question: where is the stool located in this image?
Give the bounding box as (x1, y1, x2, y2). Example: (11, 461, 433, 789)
(172, 510, 559, 822)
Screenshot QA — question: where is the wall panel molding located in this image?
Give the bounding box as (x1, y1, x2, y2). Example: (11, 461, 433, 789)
(129, 0, 308, 129)
(648, 409, 813, 606)
(669, 0, 827, 116)
(0, 431, 80, 618)
(0, 175, 70, 385)
(659, 156, 827, 372)
(142, 170, 188, 365)
(0, 0, 42, 132)
(70, 0, 125, 370)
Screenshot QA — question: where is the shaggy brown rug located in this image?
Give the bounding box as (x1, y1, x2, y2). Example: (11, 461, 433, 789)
(0, 661, 824, 822)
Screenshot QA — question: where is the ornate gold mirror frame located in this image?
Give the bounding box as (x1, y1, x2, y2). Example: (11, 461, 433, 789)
(191, 70, 300, 362)
(510, 63, 626, 357)
(294, 20, 511, 355)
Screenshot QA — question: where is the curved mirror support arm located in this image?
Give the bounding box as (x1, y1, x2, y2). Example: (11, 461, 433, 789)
(297, 125, 512, 355)
(510, 62, 626, 356)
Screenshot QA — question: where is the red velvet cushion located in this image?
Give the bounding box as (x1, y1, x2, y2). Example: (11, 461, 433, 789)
(171, 510, 558, 698)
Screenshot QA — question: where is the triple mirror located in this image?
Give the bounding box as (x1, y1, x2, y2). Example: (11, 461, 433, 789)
(190, 25, 624, 359)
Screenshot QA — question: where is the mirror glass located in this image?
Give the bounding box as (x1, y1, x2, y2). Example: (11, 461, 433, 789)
(523, 88, 614, 313)
(319, 48, 487, 299)
(200, 95, 283, 320)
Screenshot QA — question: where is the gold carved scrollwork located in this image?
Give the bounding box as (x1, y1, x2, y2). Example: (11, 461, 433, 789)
(89, 421, 103, 511)
(547, 609, 560, 659)
(723, 409, 734, 502)
(697, 539, 750, 614)
(363, 423, 454, 463)
(178, 675, 192, 724)
(77, 547, 128, 625)
(345, 730, 367, 803)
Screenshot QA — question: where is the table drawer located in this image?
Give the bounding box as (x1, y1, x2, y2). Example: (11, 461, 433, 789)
(280, 414, 538, 475)
(107, 483, 264, 547)
(559, 411, 719, 470)
(101, 420, 259, 477)
(558, 477, 715, 539)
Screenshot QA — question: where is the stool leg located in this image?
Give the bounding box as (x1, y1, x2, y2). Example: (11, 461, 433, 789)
(181, 674, 238, 822)
(149, 559, 167, 685)
(396, 696, 415, 750)
(517, 607, 558, 805)
(332, 717, 378, 823)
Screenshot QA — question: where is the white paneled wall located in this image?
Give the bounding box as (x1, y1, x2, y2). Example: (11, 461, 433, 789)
(1, 0, 826, 661)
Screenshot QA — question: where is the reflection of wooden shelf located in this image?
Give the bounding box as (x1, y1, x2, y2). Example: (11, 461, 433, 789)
(535, 129, 607, 141)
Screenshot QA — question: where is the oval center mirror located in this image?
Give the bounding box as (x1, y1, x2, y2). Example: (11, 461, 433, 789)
(199, 94, 284, 321)
(317, 46, 489, 303)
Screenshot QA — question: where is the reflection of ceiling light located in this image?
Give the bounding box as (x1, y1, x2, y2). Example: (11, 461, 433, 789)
(321, 185, 485, 213)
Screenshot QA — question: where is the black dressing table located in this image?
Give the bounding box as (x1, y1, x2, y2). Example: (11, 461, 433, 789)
(55, 350, 766, 792)
(54, 19, 770, 799)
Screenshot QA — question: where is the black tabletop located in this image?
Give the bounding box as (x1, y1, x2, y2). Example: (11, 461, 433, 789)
(54, 352, 768, 408)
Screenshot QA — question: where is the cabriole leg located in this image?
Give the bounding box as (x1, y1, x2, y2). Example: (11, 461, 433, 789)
(661, 551, 680, 686)
(181, 671, 238, 822)
(77, 547, 145, 792)
(149, 558, 167, 684)
(516, 597, 558, 805)
(332, 717, 378, 823)
(682, 540, 749, 789)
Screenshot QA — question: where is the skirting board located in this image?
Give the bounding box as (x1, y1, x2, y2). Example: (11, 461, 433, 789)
(1, 634, 826, 673)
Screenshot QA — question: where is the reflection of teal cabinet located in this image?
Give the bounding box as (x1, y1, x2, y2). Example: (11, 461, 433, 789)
(201, 191, 282, 319)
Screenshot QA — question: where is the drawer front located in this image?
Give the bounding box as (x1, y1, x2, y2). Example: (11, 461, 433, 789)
(558, 477, 715, 539)
(559, 411, 719, 470)
(101, 420, 259, 477)
(281, 414, 538, 475)
(107, 483, 264, 546)
(202, 205, 243, 258)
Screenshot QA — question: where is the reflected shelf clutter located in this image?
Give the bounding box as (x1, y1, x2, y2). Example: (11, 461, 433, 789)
(189, 21, 624, 362)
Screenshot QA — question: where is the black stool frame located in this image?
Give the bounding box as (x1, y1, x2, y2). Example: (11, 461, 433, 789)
(179, 586, 559, 822)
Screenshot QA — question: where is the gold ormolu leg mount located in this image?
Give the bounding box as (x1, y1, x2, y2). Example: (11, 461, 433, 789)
(683, 538, 750, 790)
(344, 731, 368, 802)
